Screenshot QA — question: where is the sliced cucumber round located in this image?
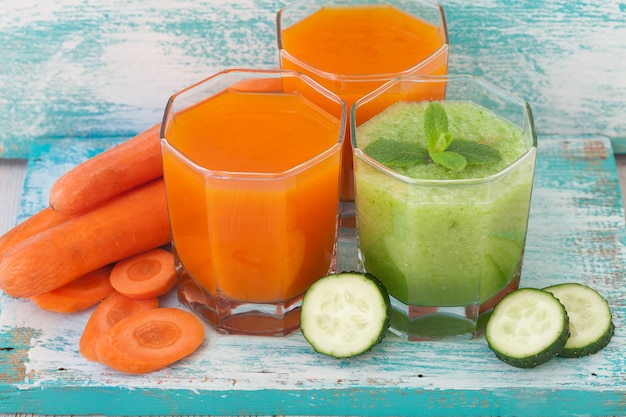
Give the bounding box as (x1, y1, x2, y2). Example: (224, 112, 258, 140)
(300, 272, 390, 358)
(485, 288, 569, 368)
(543, 283, 614, 358)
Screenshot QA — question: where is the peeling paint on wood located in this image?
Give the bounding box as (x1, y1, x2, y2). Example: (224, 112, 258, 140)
(1, 135, 625, 416)
(1, 1, 625, 157)
(0, 327, 37, 384)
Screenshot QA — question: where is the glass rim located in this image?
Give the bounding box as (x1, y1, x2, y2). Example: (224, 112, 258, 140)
(353, 74, 532, 111)
(276, 0, 449, 39)
(163, 67, 346, 111)
(277, 45, 449, 82)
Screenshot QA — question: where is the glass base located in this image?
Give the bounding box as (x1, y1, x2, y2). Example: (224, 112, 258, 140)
(388, 275, 521, 341)
(177, 271, 302, 337)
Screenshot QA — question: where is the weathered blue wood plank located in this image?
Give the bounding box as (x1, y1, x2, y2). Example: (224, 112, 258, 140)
(1, 135, 625, 416)
(0, 0, 286, 158)
(15, 137, 126, 223)
(1, 1, 626, 157)
(444, 1, 626, 151)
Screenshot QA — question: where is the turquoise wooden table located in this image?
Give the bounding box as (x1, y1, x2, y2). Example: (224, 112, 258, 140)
(1, 1, 626, 416)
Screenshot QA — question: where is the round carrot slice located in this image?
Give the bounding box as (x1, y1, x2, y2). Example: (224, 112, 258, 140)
(110, 248, 176, 299)
(95, 307, 205, 374)
(80, 291, 159, 362)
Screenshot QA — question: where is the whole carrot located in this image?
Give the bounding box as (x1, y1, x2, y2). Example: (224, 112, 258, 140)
(0, 207, 71, 258)
(29, 265, 115, 313)
(0, 179, 170, 298)
(49, 123, 163, 216)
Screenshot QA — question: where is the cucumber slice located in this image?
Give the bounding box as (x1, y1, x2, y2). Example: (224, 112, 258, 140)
(485, 288, 569, 368)
(543, 283, 614, 358)
(300, 272, 390, 358)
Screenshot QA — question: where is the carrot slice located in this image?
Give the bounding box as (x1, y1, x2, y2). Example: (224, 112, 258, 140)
(110, 248, 176, 299)
(80, 291, 159, 362)
(95, 307, 205, 374)
(0, 179, 170, 298)
(49, 123, 163, 216)
(29, 265, 115, 313)
(0, 207, 71, 258)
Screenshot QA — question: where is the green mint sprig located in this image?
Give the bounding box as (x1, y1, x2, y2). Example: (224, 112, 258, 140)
(363, 102, 501, 172)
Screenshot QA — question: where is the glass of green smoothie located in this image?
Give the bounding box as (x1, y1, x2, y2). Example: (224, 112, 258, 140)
(351, 75, 537, 340)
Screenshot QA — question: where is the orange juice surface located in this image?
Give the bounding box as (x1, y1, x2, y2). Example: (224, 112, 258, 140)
(162, 89, 342, 303)
(280, 4, 445, 79)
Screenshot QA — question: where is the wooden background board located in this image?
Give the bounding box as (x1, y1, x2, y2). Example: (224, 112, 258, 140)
(1, 134, 625, 416)
(1, 1, 626, 158)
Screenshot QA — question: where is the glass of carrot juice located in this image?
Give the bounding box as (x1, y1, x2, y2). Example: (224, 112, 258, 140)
(277, 0, 449, 202)
(160, 69, 345, 336)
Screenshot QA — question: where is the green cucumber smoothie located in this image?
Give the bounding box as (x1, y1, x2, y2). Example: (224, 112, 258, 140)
(354, 100, 536, 309)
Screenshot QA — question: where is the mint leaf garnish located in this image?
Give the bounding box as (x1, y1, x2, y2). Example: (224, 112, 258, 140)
(363, 139, 429, 167)
(425, 102, 452, 154)
(447, 140, 501, 165)
(361, 102, 502, 173)
(430, 151, 467, 171)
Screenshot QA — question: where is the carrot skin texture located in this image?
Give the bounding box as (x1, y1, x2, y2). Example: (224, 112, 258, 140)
(95, 307, 205, 374)
(0, 207, 71, 258)
(0, 179, 171, 298)
(49, 123, 163, 216)
(80, 291, 159, 362)
(29, 265, 115, 313)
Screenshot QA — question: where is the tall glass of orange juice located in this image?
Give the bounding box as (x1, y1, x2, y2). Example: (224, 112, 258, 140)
(161, 69, 345, 336)
(277, 0, 449, 202)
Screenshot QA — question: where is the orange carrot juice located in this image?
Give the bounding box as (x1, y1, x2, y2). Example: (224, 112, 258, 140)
(278, 1, 449, 200)
(161, 70, 344, 335)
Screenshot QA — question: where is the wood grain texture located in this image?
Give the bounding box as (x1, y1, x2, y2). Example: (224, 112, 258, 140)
(444, 0, 626, 150)
(1, 1, 625, 157)
(1, 135, 624, 416)
(0, 0, 286, 158)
